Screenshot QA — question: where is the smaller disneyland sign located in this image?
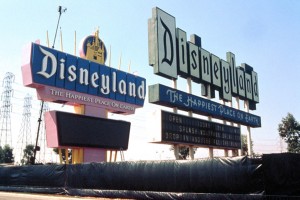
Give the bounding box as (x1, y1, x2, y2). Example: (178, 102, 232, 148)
(22, 43, 146, 113)
(149, 84, 261, 127)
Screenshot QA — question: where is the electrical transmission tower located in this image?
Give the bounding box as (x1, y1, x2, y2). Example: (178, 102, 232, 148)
(16, 94, 32, 163)
(0, 72, 15, 147)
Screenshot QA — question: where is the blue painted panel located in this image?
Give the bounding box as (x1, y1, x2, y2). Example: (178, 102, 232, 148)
(88, 62, 100, 96)
(98, 64, 111, 99)
(64, 54, 78, 91)
(31, 44, 57, 86)
(126, 73, 137, 104)
(55, 52, 67, 88)
(76, 58, 90, 93)
(115, 70, 127, 102)
(109, 68, 117, 100)
(135, 77, 146, 106)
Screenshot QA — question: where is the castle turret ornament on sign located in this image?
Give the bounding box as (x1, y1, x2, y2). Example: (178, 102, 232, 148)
(80, 29, 107, 65)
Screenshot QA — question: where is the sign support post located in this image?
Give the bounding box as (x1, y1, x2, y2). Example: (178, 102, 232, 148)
(245, 100, 253, 156)
(187, 77, 194, 160)
(208, 116, 213, 158)
(172, 79, 179, 160)
(224, 101, 230, 157)
(236, 97, 242, 156)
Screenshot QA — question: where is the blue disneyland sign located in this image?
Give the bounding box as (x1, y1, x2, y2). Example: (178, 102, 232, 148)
(24, 43, 146, 106)
(149, 84, 261, 127)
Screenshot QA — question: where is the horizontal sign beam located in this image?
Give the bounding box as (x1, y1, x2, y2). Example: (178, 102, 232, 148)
(149, 84, 261, 127)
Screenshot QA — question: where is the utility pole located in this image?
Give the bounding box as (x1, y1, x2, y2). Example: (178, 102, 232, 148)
(32, 6, 67, 164)
(36, 102, 50, 163)
(52, 6, 67, 49)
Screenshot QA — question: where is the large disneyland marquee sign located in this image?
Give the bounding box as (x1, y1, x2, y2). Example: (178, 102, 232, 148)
(148, 7, 259, 110)
(148, 7, 261, 150)
(22, 43, 146, 114)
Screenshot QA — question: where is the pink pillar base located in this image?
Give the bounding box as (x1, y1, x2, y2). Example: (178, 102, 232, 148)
(83, 148, 106, 163)
(82, 105, 108, 163)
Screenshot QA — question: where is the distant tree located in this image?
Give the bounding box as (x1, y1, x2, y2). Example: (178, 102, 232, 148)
(2, 145, 14, 163)
(170, 146, 196, 160)
(241, 134, 255, 156)
(241, 134, 247, 155)
(0, 145, 14, 163)
(241, 134, 250, 156)
(278, 113, 300, 153)
(53, 148, 72, 164)
(21, 144, 34, 165)
(0, 146, 3, 163)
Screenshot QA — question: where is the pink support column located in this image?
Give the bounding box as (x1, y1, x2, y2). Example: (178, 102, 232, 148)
(83, 105, 107, 163)
(83, 147, 106, 163)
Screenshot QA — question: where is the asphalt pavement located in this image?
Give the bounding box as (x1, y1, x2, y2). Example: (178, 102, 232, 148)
(0, 191, 128, 200)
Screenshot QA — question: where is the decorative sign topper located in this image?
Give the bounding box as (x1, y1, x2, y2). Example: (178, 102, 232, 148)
(148, 7, 259, 110)
(80, 30, 107, 65)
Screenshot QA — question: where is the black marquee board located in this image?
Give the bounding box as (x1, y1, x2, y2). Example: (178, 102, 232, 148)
(161, 111, 241, 149)
(55, 111, 131, 150)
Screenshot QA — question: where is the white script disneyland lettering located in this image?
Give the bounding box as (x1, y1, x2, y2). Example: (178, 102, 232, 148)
(149, 7, 259, 105)
(37, 46, 145, 99)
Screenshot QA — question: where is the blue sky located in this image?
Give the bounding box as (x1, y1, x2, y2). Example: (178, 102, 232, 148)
(0, 1, 299, 160)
